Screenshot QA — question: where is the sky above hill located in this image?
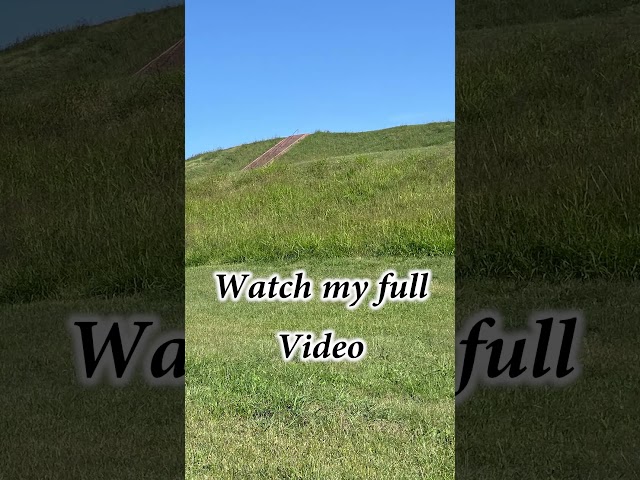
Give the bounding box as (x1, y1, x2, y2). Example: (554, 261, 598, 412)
(0, 0, 183, 49)
(186, 0, 454, 158)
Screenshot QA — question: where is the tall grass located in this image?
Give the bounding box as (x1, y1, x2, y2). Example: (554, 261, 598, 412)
(0, 6, 184, 302)
(456, 3, 640, 478)
(456, 4, 640, 279)
(186, 130, 454, 266)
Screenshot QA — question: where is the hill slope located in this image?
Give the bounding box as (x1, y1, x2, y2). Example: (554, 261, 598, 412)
(186, 123, 455, 266)
(1, 7, 185, 480)
(456, 1, 640, 279)
(186, 122, 453, 177)
(0, 6, 183, 95)
(186, 122, 455, 478)
(456, 2, 640, 480)
(1, 6, 184, 302)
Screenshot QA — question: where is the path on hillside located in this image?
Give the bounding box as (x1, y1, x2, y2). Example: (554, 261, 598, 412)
(243, 134, 309, 171)
(133, 37, 184, 76)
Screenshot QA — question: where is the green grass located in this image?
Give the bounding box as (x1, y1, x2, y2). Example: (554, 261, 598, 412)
(1, 8, 185, 478)
(456, 1, 640, 279)
(186, 123, 454, 175)
(186, 123, 454, 266)
(0, 5, 184, 302)
(186, 137, 283, 176)
(457, 0, 640, 30)
(0, 295, 184, 479)
(456, 279, 640, 479)
(0, 6, 183, 95)
(456, 1, 640, 477)
(186, 257, 454, 479)
(186, 122, 455, 477)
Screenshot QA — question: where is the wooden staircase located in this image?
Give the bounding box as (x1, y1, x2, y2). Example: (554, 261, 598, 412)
(242, 134, 309, 171)
(133, 37, 184, 76)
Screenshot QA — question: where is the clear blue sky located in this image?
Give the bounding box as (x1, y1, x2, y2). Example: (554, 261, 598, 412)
(0, 1, 182, 49)
(186, 0, 454, 158)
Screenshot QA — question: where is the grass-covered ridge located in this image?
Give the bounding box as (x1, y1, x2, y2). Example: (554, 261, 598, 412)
(0, 5, 184, 303)
(186, 123, 455, 266)
(0, 6, 183, 95)
(186, 122, 453, 175)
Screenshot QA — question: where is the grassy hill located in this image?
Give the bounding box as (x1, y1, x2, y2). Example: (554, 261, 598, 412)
(1, 7, 185, 479)
(185, 123, 455, 478)
(0, 6, 183, 94)
(456, 0, 640, 280)
(186, 122, 455, 266)
(0, 5, 184, 302)
(187, 123, 453, 175)
(456, 1, 640, 479)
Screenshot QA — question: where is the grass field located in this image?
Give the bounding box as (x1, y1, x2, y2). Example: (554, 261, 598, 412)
(187, 258, 454, 479)
(456, 1, 640, 280)
(456, 278, 640, 478)
(0, 294, 184, 479)
(186, 124, 455, 478)
(456, 1, 640, 477)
